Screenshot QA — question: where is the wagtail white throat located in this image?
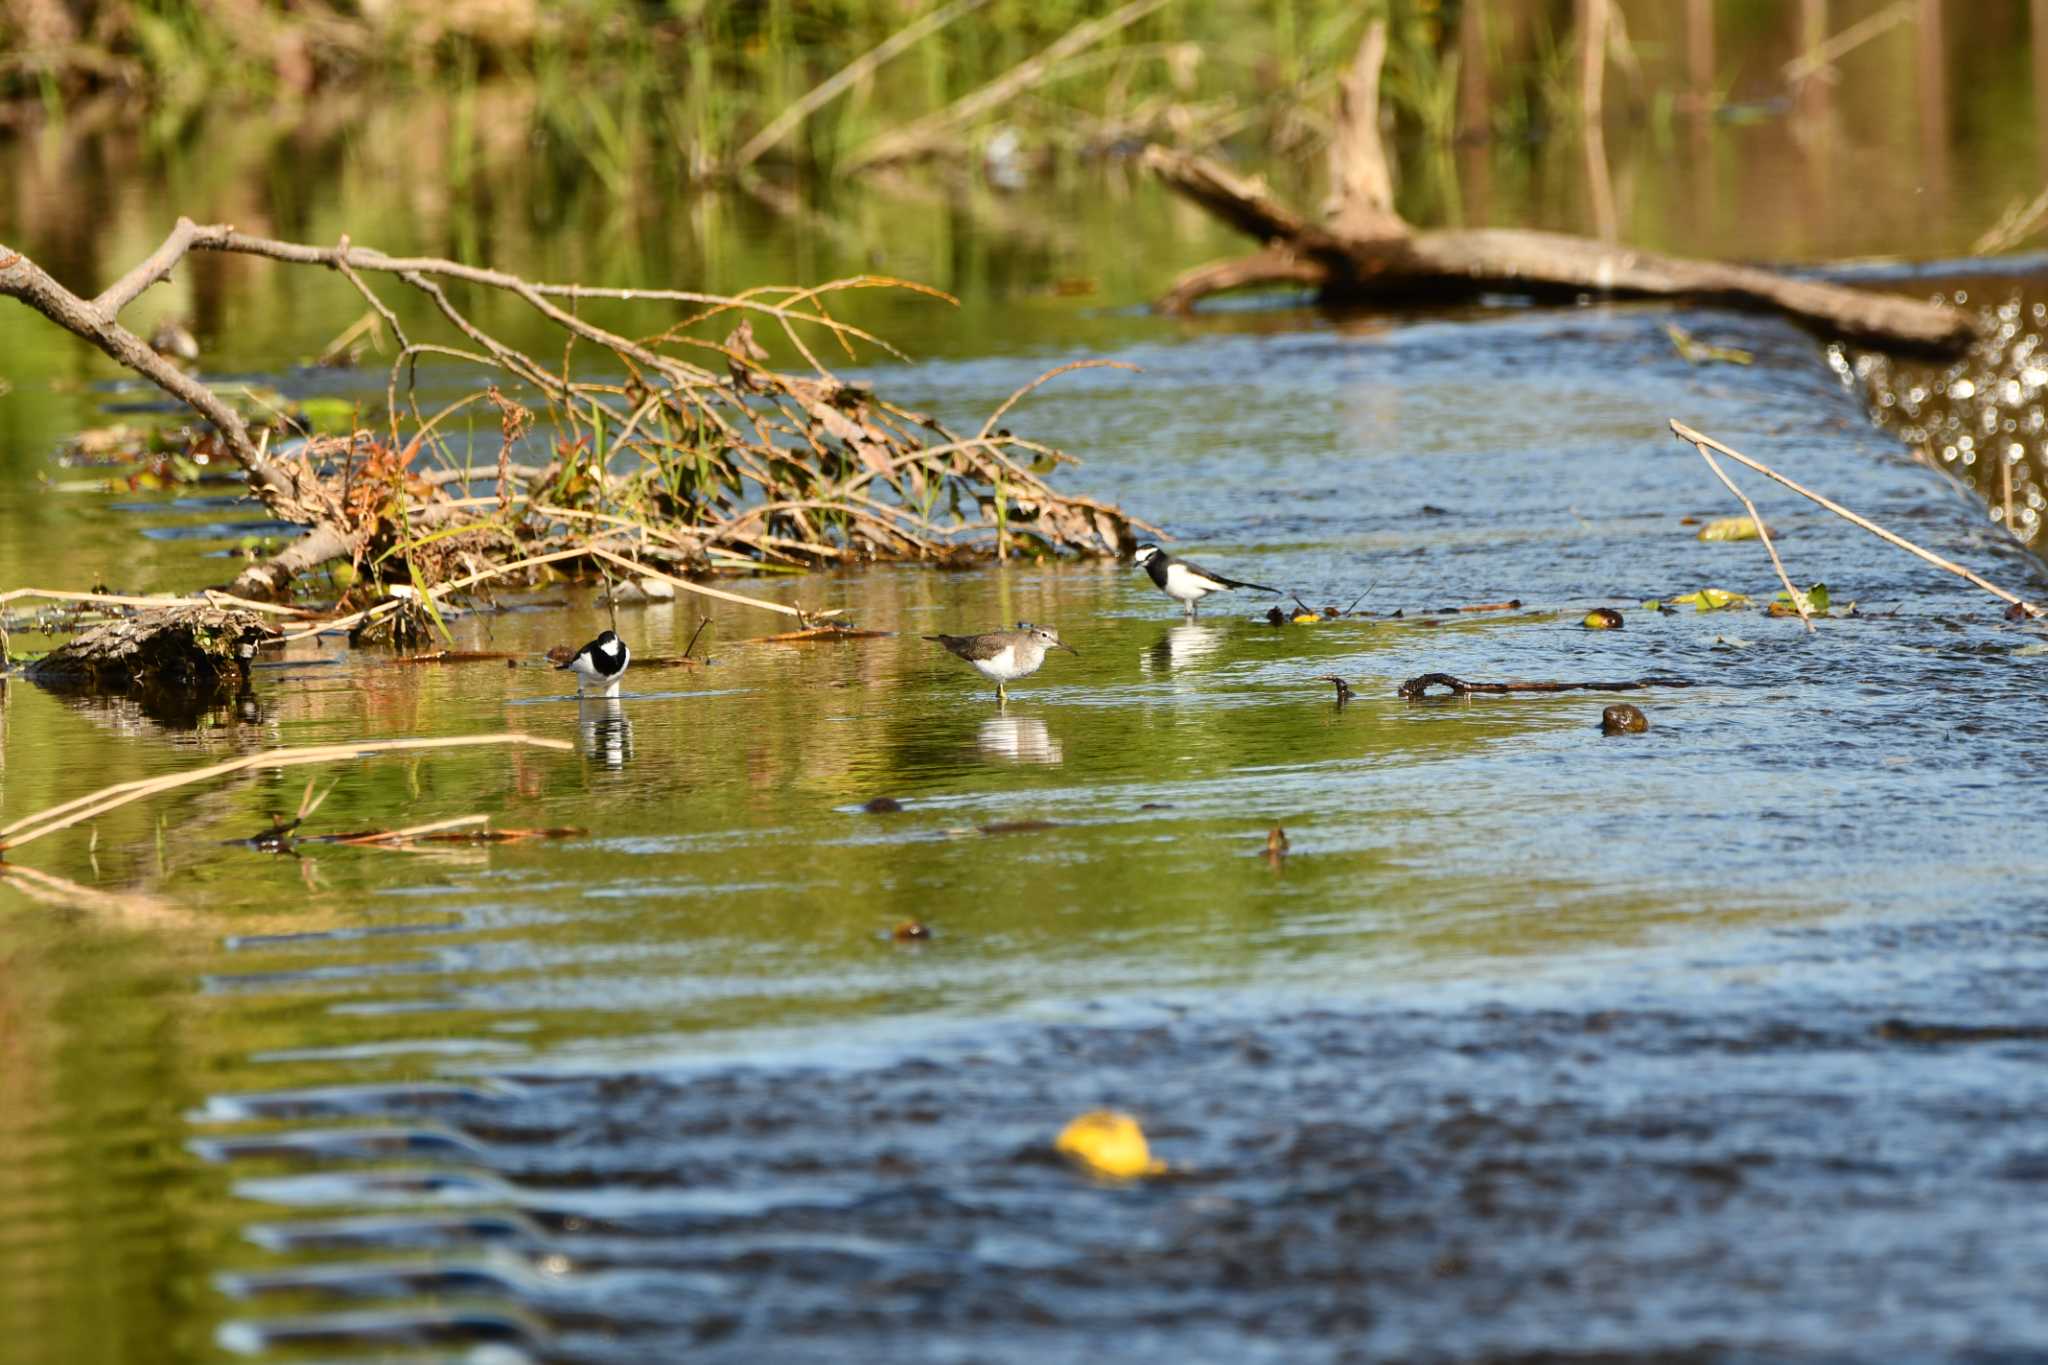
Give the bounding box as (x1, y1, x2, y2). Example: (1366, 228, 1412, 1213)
(559, 628, 630, 696)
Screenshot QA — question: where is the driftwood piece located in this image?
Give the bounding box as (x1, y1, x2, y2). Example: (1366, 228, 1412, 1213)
(23, 605, 276, 693)
(1146, 30, 1976, 355)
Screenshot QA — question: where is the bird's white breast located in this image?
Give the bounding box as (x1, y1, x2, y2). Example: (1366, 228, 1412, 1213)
(972, 645, 1021, 680)
(1162, 562, 1221, 601)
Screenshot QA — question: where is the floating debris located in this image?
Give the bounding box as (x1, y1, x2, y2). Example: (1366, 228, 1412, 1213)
(1697, 515, 1766, 542)
(1055, 1110, 1166, 1180)
(1600, 704, 1649, 735)
(891, 919, 932, 942)
(974, 819, 1062, 836)
(1666, 323, 1754, 366)
(749, 624, 894, 644)
(1263, 825, 1290, 871)
(390, 651, 524, 665)
(861, 797, 906, 814)
(1398, 673, 1693, 700)
(1667, 588, 1752, 613)
(1582, 607, 1625, 630)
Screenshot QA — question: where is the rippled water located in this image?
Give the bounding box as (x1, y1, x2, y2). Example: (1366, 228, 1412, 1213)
(8, 295, 2048, 1358)
(14, 16, 2048, 1346)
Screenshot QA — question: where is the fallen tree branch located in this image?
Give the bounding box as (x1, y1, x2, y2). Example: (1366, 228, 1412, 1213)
(1143, 33, 1977, 354)
(1397, 673, 1695, 699)
(1669, 420, 2045, 619)
(1, 220, 1147, 606)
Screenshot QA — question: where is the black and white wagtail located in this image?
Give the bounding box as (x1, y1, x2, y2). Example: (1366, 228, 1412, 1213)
(1131, 543, 1283, 618)
(559, 628, 630, 696)
(924, 623, 1076, 705)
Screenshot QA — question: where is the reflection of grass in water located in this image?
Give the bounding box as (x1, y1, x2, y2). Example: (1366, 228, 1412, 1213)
(12, 1, 1434, 182)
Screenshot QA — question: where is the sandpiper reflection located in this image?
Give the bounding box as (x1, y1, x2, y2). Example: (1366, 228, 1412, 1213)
(977, 714, 1063, 765)
(1141, 623, 1222, 675)
(578, 697, 634, 769)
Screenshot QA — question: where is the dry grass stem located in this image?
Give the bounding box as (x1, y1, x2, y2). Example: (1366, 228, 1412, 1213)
(1690, 445, 1814, 633)
(339, 814, 492, 844)
(731, 0, 991, 171)
(1670, 420, 2045, 619)
(0, 587, 314, 619)
(589, 546, 809, 621)
(1782, 1, 1914, 86)
(0, 863, 181, 918)
(0, 733, 572, 854)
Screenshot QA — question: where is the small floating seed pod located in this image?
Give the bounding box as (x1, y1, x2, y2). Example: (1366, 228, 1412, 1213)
(1582, 607, 1625, 630)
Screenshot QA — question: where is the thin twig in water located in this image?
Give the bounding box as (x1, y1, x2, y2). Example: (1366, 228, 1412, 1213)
(977, 359, 1140, 440)
(1670, 420, 2044, 619)
(1691, 445, 1813, 634)
(683, 617, 711, 659)
(340, 814, 491, 845)
(589, 547, 811, 621)
(0, 733, 571, 854)
(1397, 673, 1693, 698)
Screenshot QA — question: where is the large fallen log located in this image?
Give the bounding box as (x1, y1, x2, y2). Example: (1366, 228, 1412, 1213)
(1146, 25, 1976, 356)
(24, 605, 276, 693)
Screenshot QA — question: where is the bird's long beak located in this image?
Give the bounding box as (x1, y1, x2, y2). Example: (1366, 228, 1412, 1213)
(1056, 641, 1078, 656)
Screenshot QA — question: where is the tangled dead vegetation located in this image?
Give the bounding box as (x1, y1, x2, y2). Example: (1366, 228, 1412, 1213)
(0, 222, 1152, 617)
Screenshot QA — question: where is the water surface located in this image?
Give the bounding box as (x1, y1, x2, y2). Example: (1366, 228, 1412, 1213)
(9, 23, 2048, 1357)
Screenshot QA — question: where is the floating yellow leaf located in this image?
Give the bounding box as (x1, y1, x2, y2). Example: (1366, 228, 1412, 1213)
(1697, 516, 1764, 542)
(1290, 612, 1322, 624)
(1582, 607, 1624, 630)
(1670, 587, 1751, 612)
(1666, 323, 1755, 365)
(1055, 1110, 1166, 1179)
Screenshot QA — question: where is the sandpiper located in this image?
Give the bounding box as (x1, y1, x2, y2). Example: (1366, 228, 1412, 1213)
(559, 628, 630, 696)
(924, 623, 1076, 705)
(1132, 543, 1283, 618)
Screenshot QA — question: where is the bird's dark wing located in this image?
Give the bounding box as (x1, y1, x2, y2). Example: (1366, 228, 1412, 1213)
(555, 645, 591, 671)
(924, 632, 1007, 662)
(1179, 558, 1284, 595)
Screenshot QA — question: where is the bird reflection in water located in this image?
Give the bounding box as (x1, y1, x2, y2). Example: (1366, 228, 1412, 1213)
(977, 714, 1063, 764)
(1141, 623, 1222, 675)
(578, 697, 634, 769)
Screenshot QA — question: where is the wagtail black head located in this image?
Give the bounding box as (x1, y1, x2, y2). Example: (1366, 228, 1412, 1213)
(559, 628, 630, 696)
(1131, 543, 1284, 618)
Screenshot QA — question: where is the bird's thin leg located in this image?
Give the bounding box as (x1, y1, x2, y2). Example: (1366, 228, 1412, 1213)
(996, 682, 1008, 708)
